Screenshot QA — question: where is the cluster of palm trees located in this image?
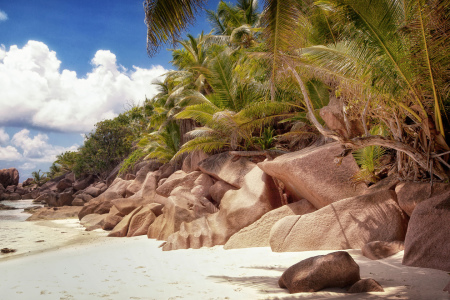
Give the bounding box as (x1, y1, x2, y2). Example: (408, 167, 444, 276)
(140, 0, 449, 182)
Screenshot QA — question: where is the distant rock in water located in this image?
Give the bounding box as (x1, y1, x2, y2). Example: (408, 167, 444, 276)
(0, 168, 19, 189)
(0, 203, 16, 210)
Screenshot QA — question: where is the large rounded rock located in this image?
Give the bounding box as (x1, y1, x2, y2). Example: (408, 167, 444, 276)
(107, 178, 132, 198)
(270, 190, 407, 252)
(224, 199, 316, 249)
(102, 206, 125, 230)
(73, 175, 95, 191)
(198, 152, 256, 188)
(403, 191, 450, 271)
(348, 278, 384, 293)
(361, 240, 404, 260)
(125, 164, 159, 197)
(258, 142, 367, 209)
(279, 251, 360, 293)
(0, 168, 19, 188)
(395, 181, 450, 216)
(56, 178, 73, 192)
(162, 166, 282, 250)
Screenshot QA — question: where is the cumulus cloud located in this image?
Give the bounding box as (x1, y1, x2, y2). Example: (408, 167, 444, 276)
(0, 10, 7, 22)
(10, 129, 78, 162)
(0, 146, 22, 161)
(0, 127, 9, 145)
(0, 40, 167, 132)
(19, 162, 36, 170)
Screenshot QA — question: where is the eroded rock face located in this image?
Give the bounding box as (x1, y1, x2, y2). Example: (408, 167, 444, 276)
(361, 240, 404, 260)
(162, 166, 282, 250)
(258, 142, 367, 209)
(56, 178, 73, 192)
(78, 191, 122, 220)
(278, 251, 360, 293)
(108, 206, 143, 237)
(126, 163, 160, 197)
(102, 206, 125, 230)
(73, 175, 95, 191)
(198, 152, 256, 188)
(270, 190, 407, 252)
(403, 191, 450, 272)
(107, 178, 132, 198)
(127, 205, 157, 237)
(209, 180, 237, 205)
(147, 188, 214, 241)
(395, 181, 450, 216)
(0, 168, 19, 188)
(348, 278, 384, 293)
(156, 171, 202, 198)
(80, 213, 106, 231)
(224, 199, 316, 249)
(26, 206, 82, 221)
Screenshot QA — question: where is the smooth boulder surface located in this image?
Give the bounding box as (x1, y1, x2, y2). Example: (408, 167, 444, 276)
(258, 142, 367, 209)
(395, 181, 450, 216)
(198, 152, 256, 188)
(224, 199, 316, 249)
(278, 251, 360, 293)
(361, 240, 404, 260)
(182, 150, 209, 173)
(155, 171, 202, 197)
(348, 278, 384, 293)
(403, 191, 450, 272)
(270, 190, 407, 252)
(162, 166, 282, 250)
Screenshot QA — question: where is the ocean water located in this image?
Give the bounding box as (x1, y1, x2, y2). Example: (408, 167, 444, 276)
(0, 200, 43, 222)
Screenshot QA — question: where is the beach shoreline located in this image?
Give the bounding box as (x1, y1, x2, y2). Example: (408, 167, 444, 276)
(0, 219, 448, 300)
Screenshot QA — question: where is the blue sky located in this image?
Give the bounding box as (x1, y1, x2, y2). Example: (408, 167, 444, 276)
(0, 0, 223, 181)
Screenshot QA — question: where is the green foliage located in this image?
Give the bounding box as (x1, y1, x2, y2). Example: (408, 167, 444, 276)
(31, 170, 48, 186)
(352, 126, 388, 184)
(253, 127, 276, 150)
(119, 148, 146, 176)
(139, 121, 181, 163)
(72, 118, 133, 179)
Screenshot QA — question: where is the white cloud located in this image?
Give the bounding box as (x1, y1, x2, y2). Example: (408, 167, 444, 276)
(11, 129, 78, 163)
(0, 146, 22, 161)
(0, 40, 167, 132)
(0, 127, 9, 145)
(0, 10, 7, 22)
(19, 162, 36, 170)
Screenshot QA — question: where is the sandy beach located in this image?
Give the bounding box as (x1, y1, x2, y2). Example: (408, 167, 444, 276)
(0, 219, 448, 300)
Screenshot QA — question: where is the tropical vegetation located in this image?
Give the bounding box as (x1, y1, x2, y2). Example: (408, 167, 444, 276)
(37, 0, 449, 185)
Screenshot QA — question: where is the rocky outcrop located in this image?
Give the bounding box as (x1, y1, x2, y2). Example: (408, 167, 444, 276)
(319, 95, 364, 139)
(26, 206, 82, 221)
(198, 152, 256, 188)
(108, 206, 143, 237)
(208, 180, 237, 205)
(147, 187, 214, 241)
(270, 190, 407, 252)
(78, 191, 123, 220)
(224, 199, 316, 249)
(278, 251, 360, 293)
(161, 166, 282, 250)
(156, 171, 202, 197)
(71, 193, 93, 206)
(127, 204, 158, 237)
(0, 168, 19, 188)
(102, 206, 125, 230)
(80, 213, 106, 231)
(395, 181, 450, 216)
(348, 278, 384, 293)
(73, 175, 95, 191)
(258, 142, 367, 209)
(403, 191, 450, 272)
(361, 240, 404, 260)
(182, 150, 209, 173)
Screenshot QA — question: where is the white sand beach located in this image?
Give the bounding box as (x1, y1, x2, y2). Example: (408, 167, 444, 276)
(0, 219, 448, 300)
